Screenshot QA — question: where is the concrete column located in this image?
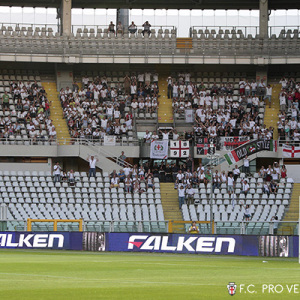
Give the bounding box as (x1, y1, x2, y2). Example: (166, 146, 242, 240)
(117, 9, 129, 30)
(55, 64, 74, 91)
(61, 0, 72, 36)
(259, 0, 269, 37)
(256, 66, 268, 84)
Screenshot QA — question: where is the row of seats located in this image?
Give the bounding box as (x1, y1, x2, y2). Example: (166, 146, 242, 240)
(7, 203, 164, 222)
(183, 203, 285, 222)
(1, 35, 299, 56)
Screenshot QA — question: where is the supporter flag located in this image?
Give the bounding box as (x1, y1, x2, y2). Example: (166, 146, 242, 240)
(224, 151, 239, 165)
(150, 140, 169, 159)
(170, 141, 189, 157)
(282, 144, 300, 158)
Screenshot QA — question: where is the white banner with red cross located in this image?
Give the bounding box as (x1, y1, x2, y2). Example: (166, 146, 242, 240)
(150, 140, 169, 159)
(170, 140, 189, 158)
(282, 144, 300, 158)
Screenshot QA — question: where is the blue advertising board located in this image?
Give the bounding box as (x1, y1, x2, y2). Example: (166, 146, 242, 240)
(0, 232, 83, 250)
(106, 233, 259, 256)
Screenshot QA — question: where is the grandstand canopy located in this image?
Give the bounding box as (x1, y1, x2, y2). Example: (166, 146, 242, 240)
(4, 0, 300, 9)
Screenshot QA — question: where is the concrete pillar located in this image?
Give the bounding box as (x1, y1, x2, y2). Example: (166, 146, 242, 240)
(259, 0, 269, 37)
(117, 9, 129, 30)
(61, 0, 72, 36)
(256, 66, 268, 84)
(55, 64, 74, 91)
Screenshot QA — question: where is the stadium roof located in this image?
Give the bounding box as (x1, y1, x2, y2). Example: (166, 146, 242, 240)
(3, 0, 300, 10)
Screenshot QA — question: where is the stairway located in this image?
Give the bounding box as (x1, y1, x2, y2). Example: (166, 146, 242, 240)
(176, 38, 193, 49)
(42, 81, 71, 145)
(158, 72, 173, 124)
(160, 183, 185, 232)
(278, 183, 299, 235)
(264, 83, 281, 140)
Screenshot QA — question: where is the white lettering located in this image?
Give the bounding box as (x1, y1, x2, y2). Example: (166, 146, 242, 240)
(0, 234, 7, 246)
(160, 236, 176, 251)
(286, 285, 293, 293)
(262, 284, 268, 293)
(294, 284, 299, 293)
(33, 234, 48, 247)
(6, 234, 19, 247)
(240, 284, 245, 293)
(141, 236, 160, 251)
(196, 237, 215, 252)
(48, 234, 64, 248)
(18, 234, 34, 247)
(274, 285, 283, 293)
(177, 237, 197, 252)
(214, 238, 236, 253)
(247, 284, 255, 293)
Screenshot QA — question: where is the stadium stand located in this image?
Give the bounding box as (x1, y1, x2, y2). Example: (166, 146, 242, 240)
(0, 72, 55, 144)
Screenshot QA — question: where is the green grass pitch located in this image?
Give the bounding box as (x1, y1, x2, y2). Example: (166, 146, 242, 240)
(0, 250, 299, 300)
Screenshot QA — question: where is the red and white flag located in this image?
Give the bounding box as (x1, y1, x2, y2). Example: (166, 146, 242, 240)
(282, 144, 300, 158)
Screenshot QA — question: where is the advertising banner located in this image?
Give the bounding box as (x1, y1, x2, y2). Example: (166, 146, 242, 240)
(150, 140, 168, 159)
(106, 233, 259, 256)
(0, 232, 83, 250)
(104, 136, 116, 146)
(225, 139, 277, 165)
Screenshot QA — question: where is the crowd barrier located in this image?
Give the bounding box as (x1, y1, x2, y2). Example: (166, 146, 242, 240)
(0, 232, 298, 258)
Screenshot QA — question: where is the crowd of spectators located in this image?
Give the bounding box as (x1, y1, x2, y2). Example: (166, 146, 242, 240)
(167, 73, 274, 140)
(1, 80, 54, 143)
(277, 77, 300, 143)
(61, 72, 159, 142)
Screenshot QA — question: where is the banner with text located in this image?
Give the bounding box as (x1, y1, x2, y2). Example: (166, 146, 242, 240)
(150, 140, 169, 159)
(225, 139, 277, 165)
(196, 137, 219, 155)
(221, 136, 250, 150)
(0, 232, 83, 250)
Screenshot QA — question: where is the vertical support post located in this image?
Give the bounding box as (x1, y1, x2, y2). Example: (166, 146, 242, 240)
(168, 220, 173, 233)
(259, 0, 269, 38)
(27, 219, 31, 231)
(54, 220, 58, 231)
(117, 8, 129, 29)
(79, 219, 83, 232)
(61, 0, 72, 36)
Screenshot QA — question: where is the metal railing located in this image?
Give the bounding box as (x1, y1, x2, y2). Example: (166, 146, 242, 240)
(1, 219, 298, 235)
(0, 137, 139, 147)
(189, 25, 300, 38)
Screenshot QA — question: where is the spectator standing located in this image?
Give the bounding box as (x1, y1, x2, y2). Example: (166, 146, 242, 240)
(178, 185, 185, 208)
(167, 76, 173, 99)
(186, 184, 195, 205)
(67, 169, 75, 185)
(87, 155, 98, 177)
(227, 173, 235, 193)
(271, 216, 279, 235)
(265, 84, 273, 108)
(243, 155, 250, 175)
(53, 162, 62, 183)
(242, 201, 252, 221)
(118, 151, 127, 167)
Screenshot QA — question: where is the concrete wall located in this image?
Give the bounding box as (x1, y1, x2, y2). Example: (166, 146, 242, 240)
(0, 162, 51, 172)
(286, 165, 300, 183)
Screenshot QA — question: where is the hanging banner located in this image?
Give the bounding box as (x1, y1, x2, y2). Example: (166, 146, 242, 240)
(150, 140, 168, 159)
(282, 144, 300, 158)
(225, 139, 277, 165)
(185, 109, 194, 123)
(196, 137, 218, 155)
(170, 141, 189, 158)
(220, 136, 250, 150)
(104, 135, 116, 146)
